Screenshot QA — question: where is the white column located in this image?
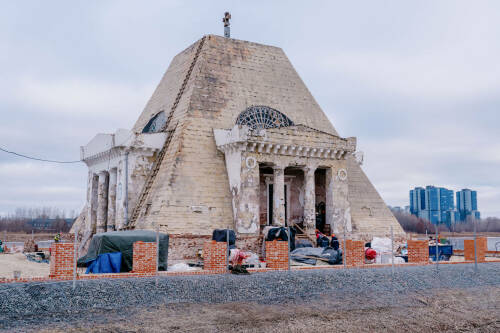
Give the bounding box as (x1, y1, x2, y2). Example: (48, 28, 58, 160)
(273, 164, 286, 226)
(115, 157, 126, 230)
(96, 171, 109, 233)
(303, 166, 316, 237)
(326, 166, 352, 234)
(87, 173, 99, 234)
(107, 168, 117, 231)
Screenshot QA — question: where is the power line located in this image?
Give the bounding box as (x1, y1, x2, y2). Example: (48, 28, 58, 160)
(0, 146, 81, 164)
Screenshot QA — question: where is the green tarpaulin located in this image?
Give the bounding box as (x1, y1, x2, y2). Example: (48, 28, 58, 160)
(77, 230, 169, 272)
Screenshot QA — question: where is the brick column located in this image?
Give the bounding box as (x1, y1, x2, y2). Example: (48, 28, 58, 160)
(407, 240, 429, 264)
(464, 238, 487, 262)
(265, 240, 289, 270)
(132, 241, 157, 273)
(343, 239, 364, 266)
(49, 243, 75, 279)
(203, 240, 227, 273)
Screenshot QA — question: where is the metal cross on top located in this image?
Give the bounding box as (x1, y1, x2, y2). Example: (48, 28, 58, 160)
(223, 12, 231, 38)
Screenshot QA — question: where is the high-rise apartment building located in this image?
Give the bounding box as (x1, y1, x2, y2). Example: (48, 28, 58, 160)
(409, 186, 480, 224)
(409, 186, 458, 225)
(456, 189, 481, 221)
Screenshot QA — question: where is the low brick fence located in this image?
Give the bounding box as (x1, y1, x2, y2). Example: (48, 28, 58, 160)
(203, 240, 227, 273)
(343, 240, 365, 266)
(132, 241, 157, 273)
(3, 237, 500, 285)
(265, 240, 289, 270)
(407, 240, 429, 264)
(464, 237, 487, 262)
(49, 243, 75, 279)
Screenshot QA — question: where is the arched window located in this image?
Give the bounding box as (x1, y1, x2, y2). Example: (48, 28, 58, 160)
(142, 111, 166, 133)
(236, 106, 294, 130)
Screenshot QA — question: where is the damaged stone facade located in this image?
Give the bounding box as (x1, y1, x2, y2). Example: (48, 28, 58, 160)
(76, 129, 166, 237)
(74, 35, 405, 260)
(214, 124, 357, 239)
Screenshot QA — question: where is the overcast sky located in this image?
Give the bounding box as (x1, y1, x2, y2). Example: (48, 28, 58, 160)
(1, 1, 499, 218)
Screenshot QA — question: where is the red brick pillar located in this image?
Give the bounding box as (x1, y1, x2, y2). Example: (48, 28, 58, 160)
(265, 240, 289, 270)
(132, 241, 157, 273)
(49, 243, 75, 279)
(203, 240, 227, 273)
(407, 240, 429, 264)
(464, 238, 487, 262)
(343, 240, 364, 267)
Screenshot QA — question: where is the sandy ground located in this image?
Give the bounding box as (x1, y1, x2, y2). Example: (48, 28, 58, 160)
(0, 253, 49, 279)
(31, 287, 500, 333)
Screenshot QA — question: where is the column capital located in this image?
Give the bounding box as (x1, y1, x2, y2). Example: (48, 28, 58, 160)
(272, 163, 286, 171)
(98, 170, 108, 177)
(301, 165, 317, 174)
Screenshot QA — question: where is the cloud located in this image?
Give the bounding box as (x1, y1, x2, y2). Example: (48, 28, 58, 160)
(0, 1, 499, 219)
(3, 76, 153, 118)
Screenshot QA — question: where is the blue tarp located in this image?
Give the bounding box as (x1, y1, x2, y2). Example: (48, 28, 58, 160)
(86, 252, 122, 274)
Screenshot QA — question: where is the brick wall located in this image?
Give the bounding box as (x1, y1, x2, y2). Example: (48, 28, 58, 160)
(132, 241, 157, 273)
(343, 240, 364, 267)
(407, 240, 429, 264)
(265, 240, 289, 270)
(464, 238, 487, 262)
(203, 240, 227, 273)
(168, 234, 211, 262)
(236, 235, 262, 256)
(49, 242, 74, 279)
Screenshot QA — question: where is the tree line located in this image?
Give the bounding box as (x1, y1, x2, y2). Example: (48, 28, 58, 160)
(393, 211, 500, 234)
(0, 207, 78, 233)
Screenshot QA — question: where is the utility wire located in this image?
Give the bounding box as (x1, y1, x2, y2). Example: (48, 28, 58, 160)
(0, 146, 81, 164)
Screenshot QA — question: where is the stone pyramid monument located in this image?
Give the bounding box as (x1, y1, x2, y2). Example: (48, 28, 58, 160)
(76, 33, 404, 258)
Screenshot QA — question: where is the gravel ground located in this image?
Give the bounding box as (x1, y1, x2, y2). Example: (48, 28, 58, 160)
(1, 263, 499, 332)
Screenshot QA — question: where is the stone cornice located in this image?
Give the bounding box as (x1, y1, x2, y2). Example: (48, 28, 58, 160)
(82, 146, 159, 166)
(217, 139, 355, 160)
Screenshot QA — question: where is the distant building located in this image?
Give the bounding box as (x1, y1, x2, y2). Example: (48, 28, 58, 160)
(409, 186, 456, 226)
(456, 189, 481, 221)
(26, 218, 75, 232)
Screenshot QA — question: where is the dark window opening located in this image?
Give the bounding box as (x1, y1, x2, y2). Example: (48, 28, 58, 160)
(142, 111, 167, 133)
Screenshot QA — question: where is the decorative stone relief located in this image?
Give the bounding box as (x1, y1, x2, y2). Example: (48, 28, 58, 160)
(245, 156, 257, 169)
(337, 168, 347, 181)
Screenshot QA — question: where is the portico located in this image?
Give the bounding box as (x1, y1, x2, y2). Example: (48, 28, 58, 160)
(214, 123, 357, 238)
(81, 129, 166, 233)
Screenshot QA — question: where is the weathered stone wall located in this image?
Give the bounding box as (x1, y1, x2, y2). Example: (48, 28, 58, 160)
(124, 34, 404, 240)
(346, 157, 405, 237)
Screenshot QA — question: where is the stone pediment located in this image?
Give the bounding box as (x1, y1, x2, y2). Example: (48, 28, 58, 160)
(81, 129, 167, 161)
